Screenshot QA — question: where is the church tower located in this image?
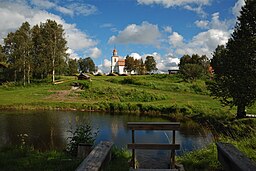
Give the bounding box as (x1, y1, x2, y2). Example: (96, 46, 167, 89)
(111, 48, 119, 73)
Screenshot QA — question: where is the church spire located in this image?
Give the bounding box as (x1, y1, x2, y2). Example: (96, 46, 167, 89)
(113, 48, 117, 56)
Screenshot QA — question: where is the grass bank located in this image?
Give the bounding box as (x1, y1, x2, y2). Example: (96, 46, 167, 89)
(0, 146, 81, 171)
(0, 74, 256, 170)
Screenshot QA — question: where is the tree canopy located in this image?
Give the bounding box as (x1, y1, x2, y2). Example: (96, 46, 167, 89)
(178, 54, 210, 81)
(208, 0, 256, 118)
(78, 57, 96, 73)
(2, 20, 70, 83)
(145, 56, 157, 73)
(124, 56, 135, 73)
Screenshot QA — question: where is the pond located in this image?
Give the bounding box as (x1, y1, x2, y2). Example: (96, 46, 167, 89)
(0, 110, 213, 169)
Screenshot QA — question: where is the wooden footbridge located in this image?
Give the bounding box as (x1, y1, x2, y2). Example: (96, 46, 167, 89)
(127, 122, 184, 171)
(75, 122, 184, 171)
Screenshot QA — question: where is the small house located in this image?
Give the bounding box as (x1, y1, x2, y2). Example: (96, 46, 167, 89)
(77, 73, 91, 80)
(168, 69, 179, 74)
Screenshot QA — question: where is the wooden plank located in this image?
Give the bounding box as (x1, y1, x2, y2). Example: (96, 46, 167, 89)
(216, 142, 256, 171)
(132, 130, 135, 169)
(76, 141, 113, 171)
(129, 169, 177, 171)
(127, 122, 180, 130)
(128, 143, 180, 150)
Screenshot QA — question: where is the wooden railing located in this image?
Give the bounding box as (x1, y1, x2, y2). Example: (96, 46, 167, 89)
(216, 142, 256, 171)
(127, 122, 180, 169)
(75, 141, 113, 171)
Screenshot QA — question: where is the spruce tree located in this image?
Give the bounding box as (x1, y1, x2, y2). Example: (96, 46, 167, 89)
(209, 0, 256, 118)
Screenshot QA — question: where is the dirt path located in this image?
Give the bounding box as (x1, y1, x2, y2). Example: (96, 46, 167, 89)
(45, 86, 83, 102)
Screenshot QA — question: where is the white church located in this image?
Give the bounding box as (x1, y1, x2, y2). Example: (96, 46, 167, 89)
(111, 48, 126, 75)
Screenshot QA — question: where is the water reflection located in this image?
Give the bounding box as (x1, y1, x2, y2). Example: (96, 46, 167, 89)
(0, 110, 213, 168)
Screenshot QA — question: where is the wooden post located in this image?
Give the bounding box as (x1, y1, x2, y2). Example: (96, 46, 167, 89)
(132, 129, 135, 169)
(77, 143, 92, 158)
(171, 130, 176, 169)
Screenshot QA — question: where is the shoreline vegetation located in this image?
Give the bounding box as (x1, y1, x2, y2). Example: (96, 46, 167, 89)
(0, 74, 256, 170)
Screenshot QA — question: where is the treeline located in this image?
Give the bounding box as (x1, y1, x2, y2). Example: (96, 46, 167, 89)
(124, 55, 157, 74)
(0, 20, 78, 84)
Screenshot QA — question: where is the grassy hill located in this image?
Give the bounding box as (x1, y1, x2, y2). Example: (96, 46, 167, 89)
(0, 74, 255, 170)
(0, 74, 235, 116)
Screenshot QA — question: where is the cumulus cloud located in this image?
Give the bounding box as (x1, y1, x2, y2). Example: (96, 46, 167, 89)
(169, 32, 184, 48)
(130, 53, 142, 60)
(67, 48, 80, 60)
(88, 47, 102, 58)
(173, 29, 230, 57)
(98, 59, 111, 74)
(170, 11, 234, 58)
(141, 52, 180, 73)
(163, 26, 172, 33)
(195, 12, 232, 30)
(0, 0, 97, 59)
(194, 20, 209, 29)
(232, 0, 245, 17)
(108, 21, 161, 46)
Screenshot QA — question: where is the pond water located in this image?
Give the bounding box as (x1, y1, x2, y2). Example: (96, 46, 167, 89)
(0, 110, 213, 169)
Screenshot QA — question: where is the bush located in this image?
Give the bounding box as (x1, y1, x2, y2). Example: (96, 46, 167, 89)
(66, 123, 98, 156)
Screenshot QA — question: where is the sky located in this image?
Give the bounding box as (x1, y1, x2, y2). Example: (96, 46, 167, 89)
(0, 0, 245, 73)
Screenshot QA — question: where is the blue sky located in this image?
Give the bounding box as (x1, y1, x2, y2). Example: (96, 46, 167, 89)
(0, 0, 245, 73)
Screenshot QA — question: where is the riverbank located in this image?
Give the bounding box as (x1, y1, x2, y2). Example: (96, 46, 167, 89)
(0, 75, 255, 170)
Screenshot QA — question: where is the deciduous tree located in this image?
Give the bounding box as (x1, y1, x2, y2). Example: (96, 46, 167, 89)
(145, 56, 157, 73)
(78, 57, 96, 73)
(125, 56, 135, 74)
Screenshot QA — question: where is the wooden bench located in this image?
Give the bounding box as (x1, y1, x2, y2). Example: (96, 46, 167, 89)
(127, 122, 181, 170)
(75, 141, 113, 171)
(216, 142, 256, 171)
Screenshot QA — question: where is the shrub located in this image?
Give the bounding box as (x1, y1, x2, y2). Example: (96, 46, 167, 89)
(66, 123, 98, 156)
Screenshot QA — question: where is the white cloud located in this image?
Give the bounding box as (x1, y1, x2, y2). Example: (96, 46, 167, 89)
(68, 3, 98, 16)
(183, 5, 206, 16)
(169, 11, 234, 58)
(169, 32, 184, 47)
(0, 0, 97, 59)
(30, 0, 98, 17)
(56, 6, 74, 16)
(108, 21, 161, 46)
(98, 59, 111, 74)
(232, 0, 245, 17)
(137, 0, 210, 8)
(130, 53, 142, 60)
(195, 12, 231, 30)
(141, 52, 180, 72)
(67, 48, 80, 60)
(173, 29, 230, 57)
(137, 0, 209, 16)
(88, 47, 102, 58)
(194, 20, 209, 29)
(163, 26, 172, 33)
(31, 0, 55, 9)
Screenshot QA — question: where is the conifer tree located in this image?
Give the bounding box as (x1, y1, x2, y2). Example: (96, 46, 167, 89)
(208, 0, 256, 118)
